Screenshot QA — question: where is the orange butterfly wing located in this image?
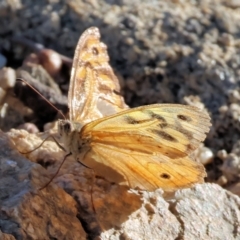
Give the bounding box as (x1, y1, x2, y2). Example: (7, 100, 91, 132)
(68, 27, 127, 124)
(78, 104, 211, 191)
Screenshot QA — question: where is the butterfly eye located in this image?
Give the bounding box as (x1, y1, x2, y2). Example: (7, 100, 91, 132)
(63, 122, 72, 133)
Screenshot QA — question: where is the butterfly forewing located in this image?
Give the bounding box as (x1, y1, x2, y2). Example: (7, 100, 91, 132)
(68, 27, 127, 124)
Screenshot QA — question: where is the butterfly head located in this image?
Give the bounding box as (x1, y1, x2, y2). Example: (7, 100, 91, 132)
(58, 119, 91, 160)
(58, 120, 72, 135)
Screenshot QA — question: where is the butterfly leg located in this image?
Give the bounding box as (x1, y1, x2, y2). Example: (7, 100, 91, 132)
(77, 158, 92, 169)
(39, 152, 72, 190)
(19, 135, 66, 154)
(50, 136, 66, 152)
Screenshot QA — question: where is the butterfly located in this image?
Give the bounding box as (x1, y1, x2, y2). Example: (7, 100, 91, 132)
(58, 27, 211, 192)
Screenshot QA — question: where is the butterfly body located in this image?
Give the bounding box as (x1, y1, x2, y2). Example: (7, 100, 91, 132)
(60, 27, 211, 192)
(58, 120, 90, 160)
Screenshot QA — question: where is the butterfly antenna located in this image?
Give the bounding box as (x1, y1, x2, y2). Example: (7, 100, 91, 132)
(39, 152, 72, 190)
(16, 78, 66, 120)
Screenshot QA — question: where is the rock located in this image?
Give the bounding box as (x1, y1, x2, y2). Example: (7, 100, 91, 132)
(101, 184, 240, 239)
(4, 128, 239, 239)
(225, 0, 240, 9)
(171, 184, 240, 239)
(101, 189, 180, 240)
(227, 182, 240, 196)
(0, 67, 16, 104)
(0, 131, 86, 239)
(14, 69, 68, 127)
(195, 146, 214, 165)
(0, 67, 16, 90)
(17, 122, 39, 133)
(0, 101, 28, 132)
(219, 141, 240, 174)
(0, 230, 16, 240)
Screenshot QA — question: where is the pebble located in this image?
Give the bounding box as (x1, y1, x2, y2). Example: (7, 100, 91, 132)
(0, 67, 16, 90)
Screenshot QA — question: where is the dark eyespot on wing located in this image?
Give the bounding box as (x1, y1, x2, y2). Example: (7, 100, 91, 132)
(160, 173, 171, 179)
(177, 114, 192, 122)
(92, 47, 99, 55)
(144, 110, 167, 122)
(150, 129, 178, 142)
